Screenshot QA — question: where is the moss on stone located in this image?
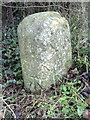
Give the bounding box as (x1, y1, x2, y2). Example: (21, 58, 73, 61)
(17, 11, 72, 92)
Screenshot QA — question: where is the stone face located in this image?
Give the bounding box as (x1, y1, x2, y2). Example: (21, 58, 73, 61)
(17, 11, 72, 92)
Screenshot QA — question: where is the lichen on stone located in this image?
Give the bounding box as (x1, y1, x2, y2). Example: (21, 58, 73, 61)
(17, 11, 72, 92)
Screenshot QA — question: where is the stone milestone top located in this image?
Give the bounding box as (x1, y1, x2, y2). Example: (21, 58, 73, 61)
(17, 11, 72, 92)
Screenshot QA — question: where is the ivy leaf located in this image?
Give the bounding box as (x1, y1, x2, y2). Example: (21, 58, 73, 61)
(62, 108, 69, 114)
(77, 105, 87, 116)
(62, 85, 67, 92)
(7, 79, 17, 84)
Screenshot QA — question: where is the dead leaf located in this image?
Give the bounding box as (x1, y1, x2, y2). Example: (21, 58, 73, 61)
(85, 97, 90, 104)
(69, 68, 78, 75)
(0, 111, 4, 120)
(83, 109, 90, 120)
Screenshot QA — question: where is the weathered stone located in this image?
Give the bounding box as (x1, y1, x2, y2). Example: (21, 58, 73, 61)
(17, 11, 72, 92)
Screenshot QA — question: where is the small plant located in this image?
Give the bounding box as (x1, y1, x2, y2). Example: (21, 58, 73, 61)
(59, 80, 88, 118)
(74, 55, 89, 73)
(36, 79, 88, 119)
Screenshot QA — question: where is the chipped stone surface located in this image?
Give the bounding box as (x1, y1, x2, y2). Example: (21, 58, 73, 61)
(17, 11, 72, 92)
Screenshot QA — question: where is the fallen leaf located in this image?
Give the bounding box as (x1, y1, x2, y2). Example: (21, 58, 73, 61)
(83, 109, 90, 120)
(85, 97, 90, 104)
(69, 68, 78, 75)
(0, 111, 4, 120)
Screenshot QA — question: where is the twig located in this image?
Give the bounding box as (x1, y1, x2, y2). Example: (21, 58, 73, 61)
(3, 107, 6, 118)
(0, 2, 87, 12)
(0, 97, 16, 119)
